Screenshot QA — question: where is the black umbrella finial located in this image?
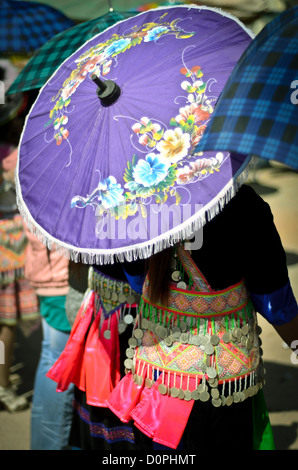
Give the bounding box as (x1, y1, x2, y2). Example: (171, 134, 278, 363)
(91, 74, 121, 107)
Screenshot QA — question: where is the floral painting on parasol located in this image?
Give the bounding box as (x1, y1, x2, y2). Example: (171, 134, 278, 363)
(16, 5, 254, 263)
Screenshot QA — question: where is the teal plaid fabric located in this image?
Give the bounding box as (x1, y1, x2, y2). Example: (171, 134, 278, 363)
(196, 7, 298, 170)
(8, 10, 138, 94)
(0, 0, 74, 55)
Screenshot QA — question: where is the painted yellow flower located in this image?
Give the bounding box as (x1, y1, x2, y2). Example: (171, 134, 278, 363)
(156, 128, 190, 163)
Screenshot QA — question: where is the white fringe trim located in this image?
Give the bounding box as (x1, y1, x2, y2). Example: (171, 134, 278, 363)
(16, 156, 255, 265)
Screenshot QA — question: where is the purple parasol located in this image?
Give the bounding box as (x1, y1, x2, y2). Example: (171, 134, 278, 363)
(16, 5, 254, 264)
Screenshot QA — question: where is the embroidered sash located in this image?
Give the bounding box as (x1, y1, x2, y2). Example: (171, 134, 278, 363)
(107, 245, 265, 448)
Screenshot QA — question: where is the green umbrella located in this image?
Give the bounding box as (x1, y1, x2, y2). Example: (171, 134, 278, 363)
(7, 10, 138, 95)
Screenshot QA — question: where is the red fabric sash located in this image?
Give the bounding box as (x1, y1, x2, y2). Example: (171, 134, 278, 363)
(46, 292, 94, 392)
(107, 369, 146, 423)
(108, 371, 194, 448)
(84, 308, 121, 406)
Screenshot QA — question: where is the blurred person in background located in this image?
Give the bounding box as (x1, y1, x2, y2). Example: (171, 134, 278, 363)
(23, 226, 74, 450)
(0, 63, 40, 412)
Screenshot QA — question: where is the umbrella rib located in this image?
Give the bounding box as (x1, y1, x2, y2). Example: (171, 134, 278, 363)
(48, 108, 107, 244)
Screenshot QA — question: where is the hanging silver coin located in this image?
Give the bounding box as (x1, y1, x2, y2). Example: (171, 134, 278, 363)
(184, 390, 192, 401)
(156, 325, 168, 339)
(171, 271, 181, 282)
(192, 335, 202, 346)
(133, 328, 144, 339)
(180, 332, 189, 344)
(127, 294, 136, 305)
(210, 335, 220, 346)
(118, 293, 127, 303)
(128, 337, 138, 348)
(125, 348, 135, 359)
(177, 281, 187, 290)
(191, 389, 200, 400)
(99, 288, 105, 298)
(199, 391, 210, 402)
(164, 336, 173, 347)
(158, 384, 168, 395)
(136, 375, 143, 386)
(147, 320, 154, 332)
(209, 378, 219, 388)
(104, 290, 111, 300)
(241, 324, 249, 335)
(212, 398, 222, 408)
(124, 313, 134, 325)
(172, 326, 181, 335)
(118, 322, 126, 334)
(197, 383, 207, 393)
(232, 327, 242, 340)
(211, 388, 220, 399)
(103, 329, 111, 340)
(145, 378, 153, 388)
(111, 292, 118, 302)
(204, 343, 215, 355)
(225, 395, 233, 406)
(124, 358, 133, 370)
(222, 332, 231, 343)
(206, 367, 217, 379)
(170, 387, 179, 398)
(141, 318, 149, 330)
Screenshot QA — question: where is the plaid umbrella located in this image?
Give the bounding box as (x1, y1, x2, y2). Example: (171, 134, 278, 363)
(16, 5, 254, 264)
(0, 0, 74, 55)
(196, 6, 298, 170)
(7, 10, 139, 95)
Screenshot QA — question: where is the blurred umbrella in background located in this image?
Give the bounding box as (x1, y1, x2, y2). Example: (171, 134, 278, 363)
(7, 10, 138, 95)
(0, 0, 74, 56)
(196, 6, 298, 170)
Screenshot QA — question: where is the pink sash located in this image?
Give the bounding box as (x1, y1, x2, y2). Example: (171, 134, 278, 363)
(46, 291, 94, 392)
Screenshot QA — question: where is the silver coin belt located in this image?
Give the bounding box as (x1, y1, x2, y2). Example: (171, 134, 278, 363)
(88, 268, 140, 337)
(123, 298, 266, 407)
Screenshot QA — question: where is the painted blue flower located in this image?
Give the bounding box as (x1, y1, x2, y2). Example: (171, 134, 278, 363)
(144, 26, 168, 42)
(98, 176, 125, 208)
(132, 154, 169, 188)
(71, 175, 124, 209)
(105, 38, 131, 57)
